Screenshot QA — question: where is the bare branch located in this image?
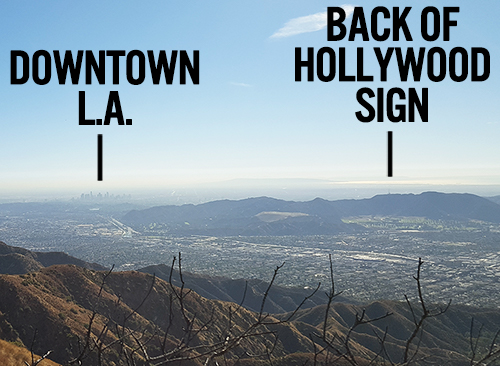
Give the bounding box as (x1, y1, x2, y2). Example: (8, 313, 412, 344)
(403, 258, 451, 364)
(259, 262, 285, 321)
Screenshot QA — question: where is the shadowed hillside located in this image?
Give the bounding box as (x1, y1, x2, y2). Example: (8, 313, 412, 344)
(0, 241, 106, 275)
(138, 263, 355, 313)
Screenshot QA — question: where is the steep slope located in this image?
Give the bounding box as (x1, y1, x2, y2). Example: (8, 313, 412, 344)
(0, 265, 316, 366)
(0, 339, 62, 366)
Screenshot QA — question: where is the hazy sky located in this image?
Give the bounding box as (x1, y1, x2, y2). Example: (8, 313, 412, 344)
(1, 1, 499, 199)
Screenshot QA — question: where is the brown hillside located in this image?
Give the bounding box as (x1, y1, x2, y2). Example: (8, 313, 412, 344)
(280, 299, 500, 365)
(0, 265, 317, 365)
(0, 338, 62, 366)
(0, 264, 499, 365)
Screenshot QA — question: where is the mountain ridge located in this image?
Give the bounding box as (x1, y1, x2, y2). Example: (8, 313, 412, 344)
(0, 241, 106, 275)
(122, 191, 500, 235)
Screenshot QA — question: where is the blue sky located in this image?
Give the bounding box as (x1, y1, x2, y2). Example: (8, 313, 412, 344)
(1, 1, 499, 199)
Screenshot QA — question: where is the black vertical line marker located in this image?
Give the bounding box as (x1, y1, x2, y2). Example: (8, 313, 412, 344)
(97, 134, 103, 181)
(388, 131, 393, 177)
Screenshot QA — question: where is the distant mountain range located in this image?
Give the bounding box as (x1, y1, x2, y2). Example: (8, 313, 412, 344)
(487, 195, 500, 205)
(122, 192, 500, 235)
